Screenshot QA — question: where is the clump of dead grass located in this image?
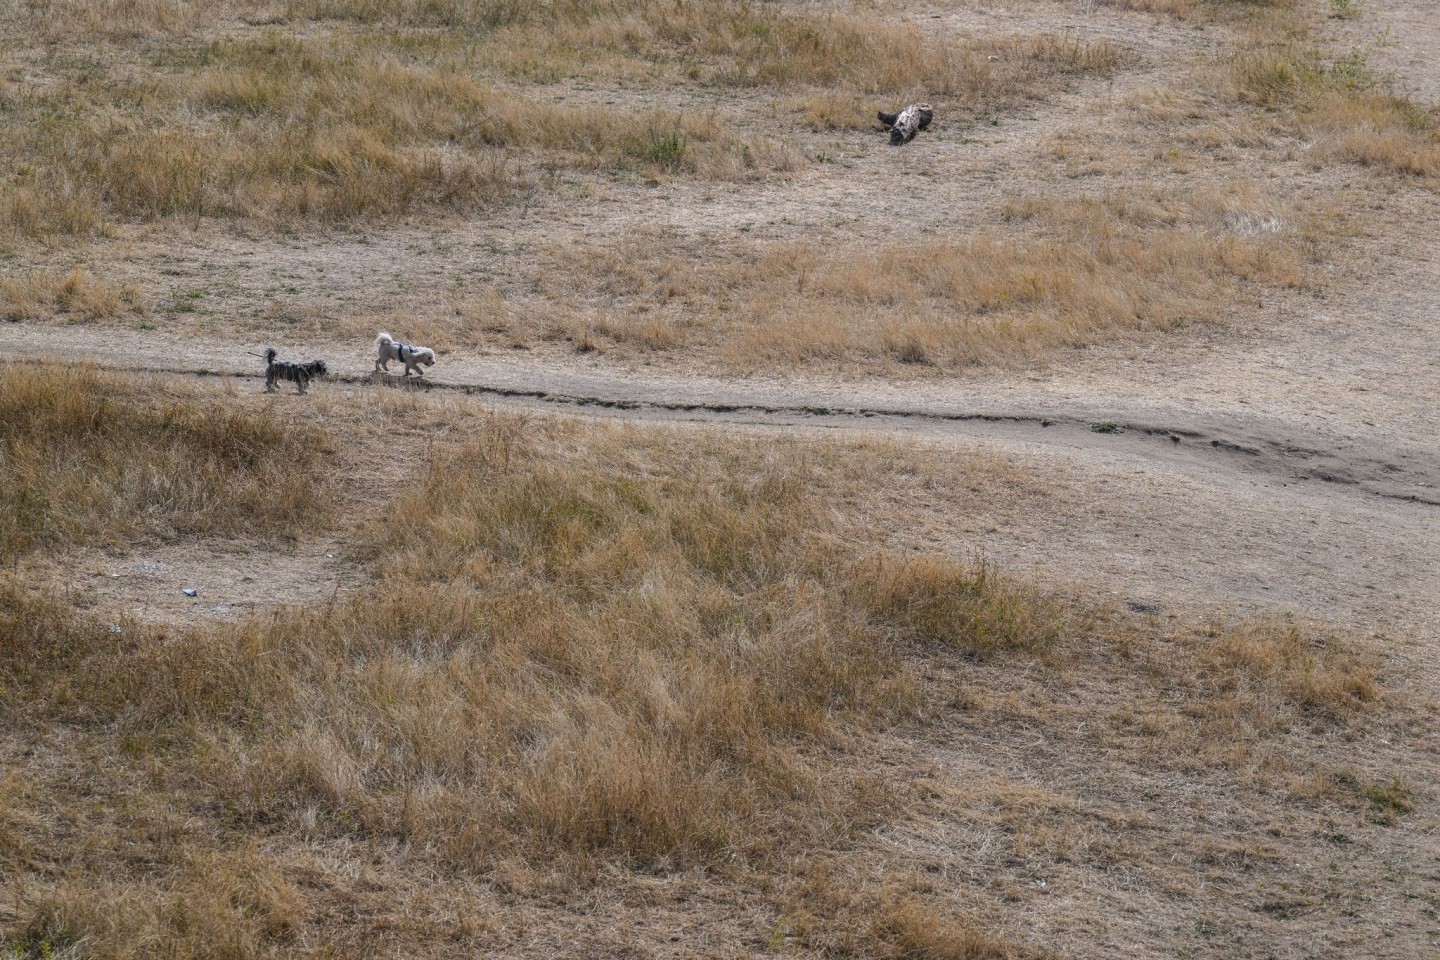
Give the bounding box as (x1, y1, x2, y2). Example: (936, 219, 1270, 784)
(1227, 37, 1439, 179)
(1192, 619, 1379, 722)
(0, 364, 331, 558)
(10, 853, 307, 960)
(0, 268, 143, 323)
(852, 556, 1062, 656)
(1101, 615, 1382, 778)
(529, 186, 1315, 371)
(779, 868, 1045, 959)
(0, 393, 1409, 958)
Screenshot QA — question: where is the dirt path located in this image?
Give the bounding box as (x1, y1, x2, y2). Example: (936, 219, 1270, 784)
(5, 322, 1437, 647)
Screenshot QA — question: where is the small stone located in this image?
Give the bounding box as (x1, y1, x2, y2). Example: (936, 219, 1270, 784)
(183, 588, 198, 597)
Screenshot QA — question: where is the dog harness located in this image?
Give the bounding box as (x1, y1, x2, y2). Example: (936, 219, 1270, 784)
(397, 343, 407, 359)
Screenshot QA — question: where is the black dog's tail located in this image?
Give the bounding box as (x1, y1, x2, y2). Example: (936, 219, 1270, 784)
(263, 347, 278, 365)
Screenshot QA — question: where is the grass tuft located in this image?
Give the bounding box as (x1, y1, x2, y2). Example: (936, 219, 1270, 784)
(0, 364, 331, 558)
(1, 268, 142, 323)
(1197, 620, 1379, 720)
(1228, 41, 1440, 178)
(853, 556, 1062, 656)
(535, 187, 1315, 371)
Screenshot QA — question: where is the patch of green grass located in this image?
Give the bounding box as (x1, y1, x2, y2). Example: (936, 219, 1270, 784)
(1361, 778, 1415, 821)
(632, 128, 687, 170)
(1328, 0, 1362, 20)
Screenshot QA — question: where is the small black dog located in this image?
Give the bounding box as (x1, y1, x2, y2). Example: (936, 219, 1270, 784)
(263, 348, 327, 395)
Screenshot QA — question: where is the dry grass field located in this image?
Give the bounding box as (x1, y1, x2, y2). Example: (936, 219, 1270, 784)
(3, 0, 1440, 957)
(0, 0, 1434, 370)
(3, 371, 1434, 959)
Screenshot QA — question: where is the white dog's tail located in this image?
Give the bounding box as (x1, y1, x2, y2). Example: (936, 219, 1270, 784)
(375, 331, 395, 348)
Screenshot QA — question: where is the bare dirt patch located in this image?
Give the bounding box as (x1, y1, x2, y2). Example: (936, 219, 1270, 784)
(25, 538, 361, 626)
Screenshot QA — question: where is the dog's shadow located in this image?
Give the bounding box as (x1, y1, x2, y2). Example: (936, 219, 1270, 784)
(369, 371, 436, 391)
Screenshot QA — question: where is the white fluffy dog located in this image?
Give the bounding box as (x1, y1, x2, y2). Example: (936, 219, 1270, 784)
(374, 331, 436, 377)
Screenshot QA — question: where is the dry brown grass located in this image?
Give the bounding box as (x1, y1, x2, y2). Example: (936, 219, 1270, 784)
(0, 3, 1117, 241)
(0, 268, 143, 323)
(1224, 28, 1440, 179)
(0, 364, 330, 559)
(1103, 0, 1296, 20)
(851, 556, 1063, 656)
(0, 420, 1061, 872)
(18, 0, 1117, 101)
(1070, 0, 1439, 310)
(778, 872, 1047, 960)
(7, 845, 310, 960)
(506, 186, 1317, 370)
(1, 0, 1434, 943)
(1121, 617, 1383, 777)
(0, 36, 792, 240)
(0, 375, 1419, 958)
(1195, 618, 1379, 718)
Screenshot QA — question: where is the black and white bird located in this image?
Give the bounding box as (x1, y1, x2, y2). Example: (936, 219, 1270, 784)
(877, 103, 934, 145)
